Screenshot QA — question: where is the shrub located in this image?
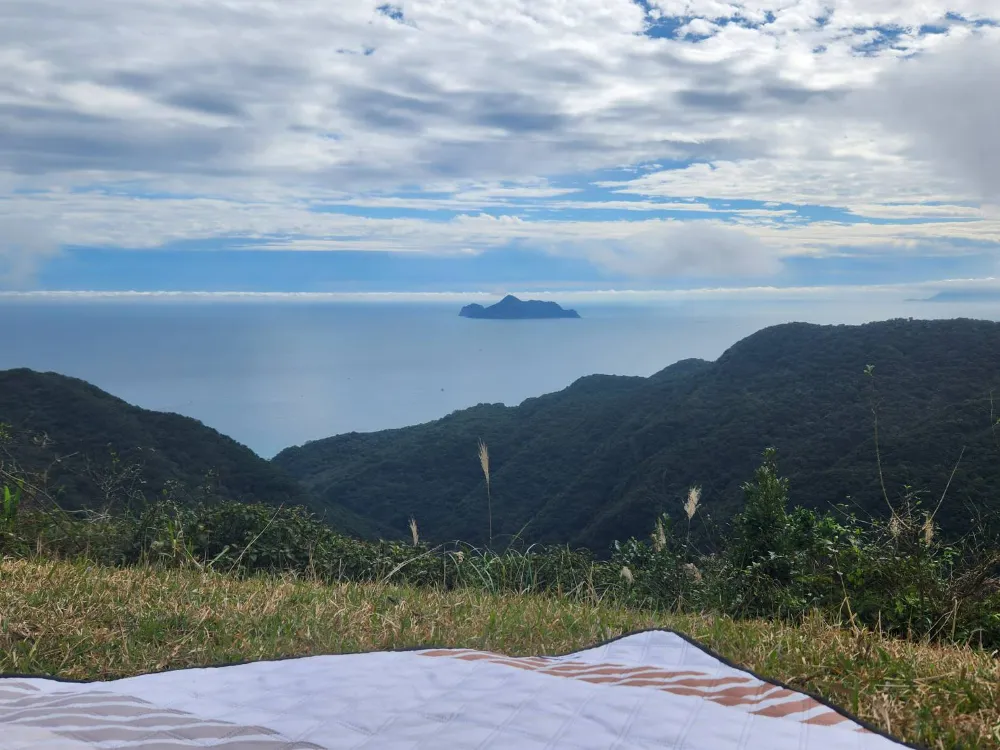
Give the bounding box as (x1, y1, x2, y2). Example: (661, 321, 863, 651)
(2, 445, 998, 648)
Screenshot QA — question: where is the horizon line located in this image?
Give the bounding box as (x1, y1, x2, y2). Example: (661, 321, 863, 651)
(0, 278, 998, 303)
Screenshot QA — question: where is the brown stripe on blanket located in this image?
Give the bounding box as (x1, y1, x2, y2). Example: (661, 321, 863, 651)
(419, 649, 850, 726)
(0, 683, 328, 749)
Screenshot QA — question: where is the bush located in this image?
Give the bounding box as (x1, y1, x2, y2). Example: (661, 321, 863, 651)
(608, 513, 689, 610)
(2, 446, 998, 648)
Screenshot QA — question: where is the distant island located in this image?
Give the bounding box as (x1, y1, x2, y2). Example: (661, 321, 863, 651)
(459, 295, 581, 320)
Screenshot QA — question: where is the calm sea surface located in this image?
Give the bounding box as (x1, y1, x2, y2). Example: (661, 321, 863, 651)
(2, 298, 996, 457)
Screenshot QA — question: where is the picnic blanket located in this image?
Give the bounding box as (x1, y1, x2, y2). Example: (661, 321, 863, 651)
(1, 629, 915, 749)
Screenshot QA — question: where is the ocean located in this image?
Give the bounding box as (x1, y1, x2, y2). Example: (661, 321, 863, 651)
(2, 297, 996, 458)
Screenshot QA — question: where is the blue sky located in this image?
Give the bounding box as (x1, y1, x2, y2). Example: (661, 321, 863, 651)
(1, 0, 999, 302)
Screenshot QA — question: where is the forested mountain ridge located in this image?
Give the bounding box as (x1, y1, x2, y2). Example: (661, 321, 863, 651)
(0, 369, 380, 538)
(274, 318, 1000, 550)
(4, 318, 999, 552)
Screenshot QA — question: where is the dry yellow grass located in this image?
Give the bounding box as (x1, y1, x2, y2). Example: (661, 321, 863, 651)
(1, 558, 998, 748)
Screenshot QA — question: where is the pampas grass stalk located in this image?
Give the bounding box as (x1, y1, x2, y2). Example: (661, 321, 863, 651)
(684, 485, 701, 547)
(652, 518, 667, 553)
(478, 439, 492, 549)
(684, 486, 701, 521)
(922, 514, 934, 546)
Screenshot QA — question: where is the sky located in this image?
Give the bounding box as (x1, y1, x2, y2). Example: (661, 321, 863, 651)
(1, 0, 999, 302)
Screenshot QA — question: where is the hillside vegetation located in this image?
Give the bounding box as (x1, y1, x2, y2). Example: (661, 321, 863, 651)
(275, 318, 1000, 550)
(0, 369, 378, 537)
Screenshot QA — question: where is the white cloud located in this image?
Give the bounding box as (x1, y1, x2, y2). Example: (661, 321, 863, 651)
(849, 28, 1000, 203)
(3, 189, 999, 267)
(845, 204, 984, 220)
(598, 146, 977, 208)
(0, 216, 61, 287)
(0, 0, 998, 285)
(547, 221, 783, 278)
(678, 18, 720, 37)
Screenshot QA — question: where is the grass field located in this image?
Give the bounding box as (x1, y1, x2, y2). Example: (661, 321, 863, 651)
(1, 558, 998, 749)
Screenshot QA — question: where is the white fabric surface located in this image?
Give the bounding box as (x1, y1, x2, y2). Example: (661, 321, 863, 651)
(0, 630, 909, 749)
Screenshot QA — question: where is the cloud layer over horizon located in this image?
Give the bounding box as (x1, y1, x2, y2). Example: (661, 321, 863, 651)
(1, 0, 998, 292)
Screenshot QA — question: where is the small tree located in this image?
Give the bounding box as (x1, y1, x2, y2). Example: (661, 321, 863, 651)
(724, 447, 796, 616)
(731, 448, 789, 565)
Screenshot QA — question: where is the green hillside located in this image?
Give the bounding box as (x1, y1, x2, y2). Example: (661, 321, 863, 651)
(274, 318, 1000, 550)
(0, 369, 379, 538)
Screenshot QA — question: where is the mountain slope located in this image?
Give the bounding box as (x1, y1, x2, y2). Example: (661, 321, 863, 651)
(274, 318, 1000, 550)
(0, 369, 378, 537)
